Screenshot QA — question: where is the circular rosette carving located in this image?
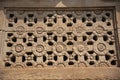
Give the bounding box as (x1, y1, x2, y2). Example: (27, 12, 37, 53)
(98, 61, 110, 67)
(36, 27, 44, 34)
(73, 42, 88, 56)
(57, 63, 65, 67)
(94, 24, 106, 36)
(73, 25, 86, 36)
(53, 42, 66, 56)
(78, 62, 88, 67)
(36, 45, 44, 53)
(97, 43, 106, 52)
(95, 25, 104, 34)
(94, 41, 108, 56)
(34, 24, 45, 37)
(15, 26, 25, 38)
(75, 11, 83, 16)
(33, 43, 46, 56)
(94, 10, 103, 15)
(56, 27, 64, 34)
(12, 43, 25, 56)
(16, 26, 25, 35)
(78, 45, 85, 52)
(54, 25, 66, 36)
(36, 64, 44, 68)
(14, 64, 25, 68)
(15, 44, 24, 53)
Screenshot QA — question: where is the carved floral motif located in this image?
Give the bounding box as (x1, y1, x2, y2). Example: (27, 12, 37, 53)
(4, 8, 117, 67)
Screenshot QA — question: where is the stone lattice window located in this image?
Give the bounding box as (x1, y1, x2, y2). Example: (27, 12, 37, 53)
(3, 7, 119, 68)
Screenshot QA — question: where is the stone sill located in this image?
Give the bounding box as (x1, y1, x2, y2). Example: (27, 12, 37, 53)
(0, 67, 120, 80)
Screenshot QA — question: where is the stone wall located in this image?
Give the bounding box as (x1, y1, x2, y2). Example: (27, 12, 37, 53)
(0, 0, 120, 80)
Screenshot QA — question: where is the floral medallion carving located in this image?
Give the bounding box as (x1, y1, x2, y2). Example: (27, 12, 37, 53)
(4, 8, 118, 67)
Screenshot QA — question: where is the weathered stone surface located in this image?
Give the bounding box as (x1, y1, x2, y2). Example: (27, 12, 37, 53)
(2, 7, 117, 68)
(0, 68, 120, 80)
(0, 0, 120, 80)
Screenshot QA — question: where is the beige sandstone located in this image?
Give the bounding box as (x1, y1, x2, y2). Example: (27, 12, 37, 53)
(0, 0, 120, 80)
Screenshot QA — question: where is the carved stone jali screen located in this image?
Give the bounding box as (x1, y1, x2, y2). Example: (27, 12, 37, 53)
(3, 7, 119, 68)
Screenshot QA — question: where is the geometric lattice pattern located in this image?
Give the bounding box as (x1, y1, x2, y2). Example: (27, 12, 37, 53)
(4, 8, 118, 67)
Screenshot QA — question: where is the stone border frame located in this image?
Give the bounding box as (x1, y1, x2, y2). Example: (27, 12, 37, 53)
(112, 6, 120, 67)
(3, 6, 120, 67)
(0, 6, 120, 80)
